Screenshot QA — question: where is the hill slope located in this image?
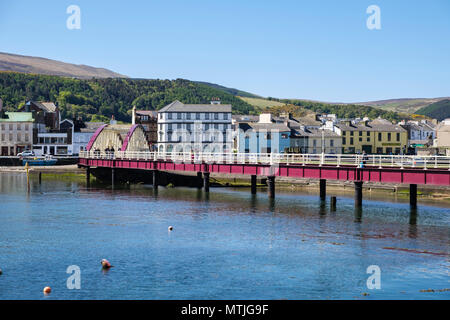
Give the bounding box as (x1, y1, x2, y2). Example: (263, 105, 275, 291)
(195, 81, 261, 98)
(0, 52, 126, 79)
(356, 97, 450, 114)
(0, 72, 256, 122)
(415, 99, 450, 121)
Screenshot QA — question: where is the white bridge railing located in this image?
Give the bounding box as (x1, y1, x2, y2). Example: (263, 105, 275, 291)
(79, 151, 450, 170)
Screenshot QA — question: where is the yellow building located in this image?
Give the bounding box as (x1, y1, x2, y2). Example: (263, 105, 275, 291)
(336, 119, 408, 154)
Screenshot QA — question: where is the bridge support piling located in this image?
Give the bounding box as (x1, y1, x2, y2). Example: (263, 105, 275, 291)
(203, 172, 210, 193)
(267, 176, 275, 199)
(86, 167, 90, 186)
(197, 172, 203, 189)
(410, 184, 418, 208)
(38, 172, 42, 184)
(354, 181, 363, 207)
(251, 175, 257, 194)
(111, 168, 115, 189)
(320, 179, 326, 201)
(152, 170, 158, 190)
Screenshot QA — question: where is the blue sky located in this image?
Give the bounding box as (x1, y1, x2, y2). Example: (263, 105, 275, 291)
(0, 0, 449, 102)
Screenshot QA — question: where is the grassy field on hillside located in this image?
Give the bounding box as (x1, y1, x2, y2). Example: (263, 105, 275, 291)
(238, 96, 286, 109)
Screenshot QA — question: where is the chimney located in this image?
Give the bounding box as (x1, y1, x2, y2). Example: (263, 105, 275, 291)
(110, 115, 117, 125)
(210, 97, 221, 105)
(132, 106, 136, 125)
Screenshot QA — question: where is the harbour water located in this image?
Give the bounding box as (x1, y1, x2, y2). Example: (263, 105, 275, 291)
(0, 172, 448, 300)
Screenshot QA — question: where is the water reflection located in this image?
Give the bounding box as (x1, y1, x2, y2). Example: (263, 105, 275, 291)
(409, 206, 418, 239)
(0, 172, 449, 300)
(354, 207, 363, 223)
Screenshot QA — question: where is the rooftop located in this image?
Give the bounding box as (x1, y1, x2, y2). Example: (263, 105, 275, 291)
(0, 112, 34, 122)
(159, 100, 232, 113)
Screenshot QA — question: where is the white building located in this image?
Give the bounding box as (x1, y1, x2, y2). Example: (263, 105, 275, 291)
(157, 100, 232, 153)
(0, 112, 34, 156)
(32, 119, 101, 156)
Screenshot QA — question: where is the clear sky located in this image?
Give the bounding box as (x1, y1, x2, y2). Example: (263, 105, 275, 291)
(0, 0, 449, 102)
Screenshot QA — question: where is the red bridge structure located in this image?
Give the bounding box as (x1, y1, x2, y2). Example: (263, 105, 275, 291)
(79, 151, 450, 208)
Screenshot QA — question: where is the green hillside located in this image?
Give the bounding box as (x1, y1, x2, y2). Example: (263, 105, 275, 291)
(269, 98, 405, 122)
(0, 72, 256, 122)
(415, 99, 450, 121)
(195, 81, 261, 98)
(238, 96, 286, 109)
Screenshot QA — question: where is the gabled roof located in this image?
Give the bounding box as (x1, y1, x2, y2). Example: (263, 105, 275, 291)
(158, 100, 232, 113)
(136, 110, 158, 117)
(23, 101, 58, 112)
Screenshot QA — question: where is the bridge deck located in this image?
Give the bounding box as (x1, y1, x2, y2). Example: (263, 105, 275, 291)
(79, 153, 450, 186)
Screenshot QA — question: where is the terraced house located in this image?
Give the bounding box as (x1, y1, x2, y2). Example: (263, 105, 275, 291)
(335, 119, 407, 154)
(0, 112, 34, 156)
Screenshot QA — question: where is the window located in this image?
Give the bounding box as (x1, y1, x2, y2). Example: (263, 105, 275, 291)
(196, 113, 200, 120)
(359, 131, 362, 136)
(1, 134, 4, 141)
(17, 133, 21, 141)
(1, 124, 4, 130)
(205, 113, 210, 120)
(168, 124, 172, 131)
(186, 113, 191, 120)
(214, 113, 219, 120)
(9, 124, 13, 130)
(342, 137, 346, 145)
(396, 133, 400, 141)
(205, 124, 209, 130)
(214, 124, 218, 129)
(330, 139, 334, 147)
(313, 139, 317, 147)
(223, 113, 228, 120)
(387, 133, 391, 141)
(266, 133, 271, 140)
(350, 131, 354, 136)
(168, 113, 172, 120)
(25, 134, 29, 142)
(350, 138, 354, 145)
(367, 137, 370, 142)
(395, 148, 401, 154)
(359, 138, 362, 142)
(378, 133, 382, 141)
(177, 113, 182, 120)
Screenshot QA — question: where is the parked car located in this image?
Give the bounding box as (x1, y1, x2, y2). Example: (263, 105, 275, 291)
(17, 150, 35, 157)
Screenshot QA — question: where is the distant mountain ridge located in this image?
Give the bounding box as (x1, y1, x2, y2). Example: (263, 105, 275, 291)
(0, 52, 448, 120)
(0, 52, 126, 79)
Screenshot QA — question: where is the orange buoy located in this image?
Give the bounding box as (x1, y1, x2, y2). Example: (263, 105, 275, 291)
(168, 226, 173, 231)
(101, 259, 112, 269)
(43, 286, 51, 294)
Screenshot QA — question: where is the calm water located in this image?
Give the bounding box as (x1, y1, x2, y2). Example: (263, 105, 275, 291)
(0, 172, 448, 300)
